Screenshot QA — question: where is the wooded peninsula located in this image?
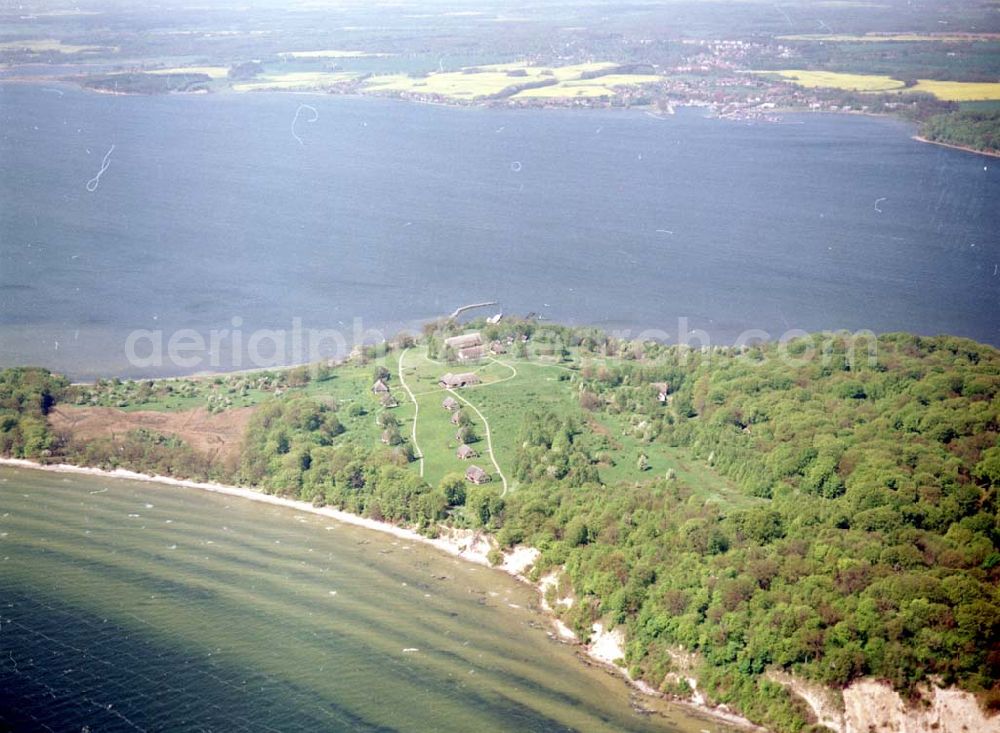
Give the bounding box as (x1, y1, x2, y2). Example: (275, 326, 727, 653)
(3, 321, 998, 733)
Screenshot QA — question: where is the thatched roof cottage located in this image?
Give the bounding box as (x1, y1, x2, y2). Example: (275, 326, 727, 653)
(444, 332, 483, 351)
(465, 465, 491, 484)
(439, 372, 481, 389)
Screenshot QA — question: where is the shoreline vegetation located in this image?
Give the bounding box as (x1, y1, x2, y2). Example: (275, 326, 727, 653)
(4, 74, 999, 158)
(0, 456, 763, 732)
(2, 322, 999, 733)
(915, 109, 1000, 158)
(912, 135, 1000, 159)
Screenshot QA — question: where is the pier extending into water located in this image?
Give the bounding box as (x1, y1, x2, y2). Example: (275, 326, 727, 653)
(449, 301, 498, 319)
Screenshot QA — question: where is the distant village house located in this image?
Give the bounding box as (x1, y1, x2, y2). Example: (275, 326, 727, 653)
(371, 379, 390, 394)
(456, 444, 477, 460)
(442, 396, 460, 411)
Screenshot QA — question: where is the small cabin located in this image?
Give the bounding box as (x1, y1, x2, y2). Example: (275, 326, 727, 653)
(465, 465, 491, 484)
(380, 393, 399, 408)
(489, 340, 506, 355)
(442, 396, 460, 411)
(457, 444, 477, 460)
(372, 379, 390, 394)
(450, 410, 464, 425)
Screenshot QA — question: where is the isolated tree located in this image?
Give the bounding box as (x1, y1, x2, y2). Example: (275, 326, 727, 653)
(384, 425, 403, 446)
(287, 366, 311, 388)
(400, 442, 417, 461)
(466, 484, 504, 527)
(378, 411, 400, 429)
(440, 473, 467, 506)
(579, 390, 600, 411)
(456, 425, 479, 444)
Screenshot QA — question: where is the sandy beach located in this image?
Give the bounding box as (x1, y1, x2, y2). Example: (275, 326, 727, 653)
(0, 456, 762, 731)
(0, 457, 500, 564)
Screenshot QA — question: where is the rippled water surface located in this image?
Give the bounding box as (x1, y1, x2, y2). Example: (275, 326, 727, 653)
(2, 84, 998, 378)
(0, 466, 733, 732)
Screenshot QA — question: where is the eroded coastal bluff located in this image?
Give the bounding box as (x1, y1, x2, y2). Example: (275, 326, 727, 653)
(2, 458, 997, 733)
(2, 324, 999, 733)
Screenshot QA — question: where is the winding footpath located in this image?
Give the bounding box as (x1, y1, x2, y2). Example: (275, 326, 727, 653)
(447, 387, 509, 496)
(397, 348, 424, 477)
(407, 349, 513, 493)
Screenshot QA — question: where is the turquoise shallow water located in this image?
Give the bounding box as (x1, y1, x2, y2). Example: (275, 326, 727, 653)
(0, 466, 734, 733)
(2, 84, 998, 379)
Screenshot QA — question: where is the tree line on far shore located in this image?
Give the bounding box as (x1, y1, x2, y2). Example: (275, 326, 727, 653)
(921, 109, 1000, 155)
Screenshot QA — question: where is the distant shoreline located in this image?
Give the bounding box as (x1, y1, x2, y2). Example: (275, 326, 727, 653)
(4, 78, 1000, 161)
(9, 78, 1000, 161)
(912, 135, 1000, 159)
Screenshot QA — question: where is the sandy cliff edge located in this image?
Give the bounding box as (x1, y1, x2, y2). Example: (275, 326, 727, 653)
(5, 458, 996, 733)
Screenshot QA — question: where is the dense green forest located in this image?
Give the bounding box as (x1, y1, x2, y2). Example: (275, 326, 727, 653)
(83, 72, 212, 95)
(0, 367, 68, 458)
(498, 333, 1000, 728)
(921, 109, 1000, 154)
(2, 329, 998, 733)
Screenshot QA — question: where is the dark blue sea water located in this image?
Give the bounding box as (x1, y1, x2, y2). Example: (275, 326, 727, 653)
(2, 83, 998, 378)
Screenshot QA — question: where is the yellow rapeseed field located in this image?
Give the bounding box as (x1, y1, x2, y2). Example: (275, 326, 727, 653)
(365, 62, 656, 101)
(756, 70, 1000, 101)
(759, 70, 905, 92)
(514, 74, 661, 99)
(907, 80, 1000, 101)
